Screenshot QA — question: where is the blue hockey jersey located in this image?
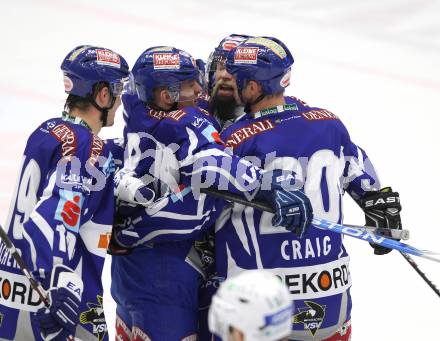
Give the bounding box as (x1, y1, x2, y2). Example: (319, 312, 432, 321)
(0, 114, 115, 340)
(215, 96, 380, 340)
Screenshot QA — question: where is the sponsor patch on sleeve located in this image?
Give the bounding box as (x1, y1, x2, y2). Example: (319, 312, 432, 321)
(51, 124, 77, 157)
(302, 109, 339, 121)
(201, 125, 224, 145)
(54, 189, 84, 232)
(89, 135, 104, 165)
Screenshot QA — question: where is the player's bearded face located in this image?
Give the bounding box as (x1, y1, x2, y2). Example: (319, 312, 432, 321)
(210, 61, 242, 121)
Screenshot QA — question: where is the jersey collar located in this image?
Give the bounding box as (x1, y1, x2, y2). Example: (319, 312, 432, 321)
(253, 103, 298, 119)
(62, 111, 92, 131)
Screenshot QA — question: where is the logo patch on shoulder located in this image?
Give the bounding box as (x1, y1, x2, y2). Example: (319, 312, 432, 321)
(149, 109, 186, 121)
(225, 119, 275, 148)
(202, 125, 224, 145)
(55, 190, 84, 232)
(89, 135, 104, 165)
(51, 124, 77, 157)
(302, 109, 339, 121)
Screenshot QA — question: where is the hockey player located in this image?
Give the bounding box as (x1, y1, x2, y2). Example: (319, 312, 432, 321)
(209, 37, 403, 340)
(208, 270, 293, 341)
(204, 34, 251, 125)
(110, 46, 313, 340)
(0, 45, 129, 340)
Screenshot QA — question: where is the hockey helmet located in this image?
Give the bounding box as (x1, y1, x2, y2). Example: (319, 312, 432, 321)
(208, 270, 293, 341)
(61, 45, 129, 98)
(225, 37, 294, 95)
(131, 46, 199, 103)
(206, 34, 252, 95)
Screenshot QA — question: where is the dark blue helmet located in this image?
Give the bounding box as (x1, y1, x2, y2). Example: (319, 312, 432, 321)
(225, 37, 294, 95)
(61, 45, 129, 98)
(131, 46, 199, 103)
(206, 34, 252, 95)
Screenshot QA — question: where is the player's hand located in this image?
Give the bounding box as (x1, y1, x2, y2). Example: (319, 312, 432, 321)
(259, 170, 313, 238)
(359, 187, 402, 255)
(114, 170, 155, 207)
(35, 265, 83, 340)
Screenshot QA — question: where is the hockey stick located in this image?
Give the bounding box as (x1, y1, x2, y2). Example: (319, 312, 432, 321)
(0, 224, 50, 307)
(200, 188, 440, 263)
(399, 252, 440, 298)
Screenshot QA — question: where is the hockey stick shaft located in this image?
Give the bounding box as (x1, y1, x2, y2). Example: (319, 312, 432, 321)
(200, 188, 440, 263)
(0, 224, 50, 307)
(399, 251, 440, 298)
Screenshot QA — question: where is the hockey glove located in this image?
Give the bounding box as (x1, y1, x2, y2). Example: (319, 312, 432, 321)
(359, 187, 402, 255)
(114, 170, 155, 207)
(35, 265, 83, 341)
(258, 170, 313, 238)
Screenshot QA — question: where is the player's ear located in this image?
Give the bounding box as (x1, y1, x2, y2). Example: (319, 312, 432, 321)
(95, 86, 111, 107)
(159, 88, 173, 107)
(248, 80, 262, 95)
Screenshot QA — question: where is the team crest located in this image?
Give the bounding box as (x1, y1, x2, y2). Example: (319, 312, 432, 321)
(292, 301, 326, 336)
(79, 295, 107, 341)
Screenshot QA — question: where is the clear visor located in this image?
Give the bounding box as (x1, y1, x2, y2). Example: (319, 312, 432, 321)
(110, 77, 129, 97)
(168, 78, 202, 103)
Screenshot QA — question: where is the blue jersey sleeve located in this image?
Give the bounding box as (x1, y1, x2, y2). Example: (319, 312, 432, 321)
(16, 128, 115, 286)
(340, 127, 381, 200)
(166, 107, 264, 197)
(115, 191, 224, 247)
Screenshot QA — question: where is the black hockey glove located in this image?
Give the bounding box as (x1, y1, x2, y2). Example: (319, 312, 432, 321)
(358, 187, 402, 255)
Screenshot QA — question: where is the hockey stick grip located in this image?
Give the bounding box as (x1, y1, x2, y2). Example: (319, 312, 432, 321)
(0, 224, 50, 307)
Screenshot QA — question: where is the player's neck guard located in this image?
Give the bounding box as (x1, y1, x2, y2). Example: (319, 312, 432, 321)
(252, 103, 298, 119)
(62, 111, 92, 131)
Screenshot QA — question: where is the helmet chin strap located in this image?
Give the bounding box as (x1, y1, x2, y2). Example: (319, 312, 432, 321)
(239, 80, 266, 114)
(89, 95, 116, 127)
(243, 91, 265, 114)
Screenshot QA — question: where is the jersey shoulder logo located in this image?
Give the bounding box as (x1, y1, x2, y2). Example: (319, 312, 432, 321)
(302, 109, 339, 121)
(89, 134, 104, 165)
(50, 124, 77, 157)
(201, 125, 224, 145)
(225, 119, 275, 148)
(148, 109, 186, 121)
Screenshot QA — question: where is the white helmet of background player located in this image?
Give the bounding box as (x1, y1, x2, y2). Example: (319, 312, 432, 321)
(208, 270, 293, 341)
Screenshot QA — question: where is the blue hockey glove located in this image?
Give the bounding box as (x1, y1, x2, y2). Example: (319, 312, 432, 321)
(35, 265, 83, 341)
(258, 170, 313, 238)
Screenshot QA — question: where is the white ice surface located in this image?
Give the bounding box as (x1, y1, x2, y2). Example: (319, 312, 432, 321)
(1, 1, 440, 340)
